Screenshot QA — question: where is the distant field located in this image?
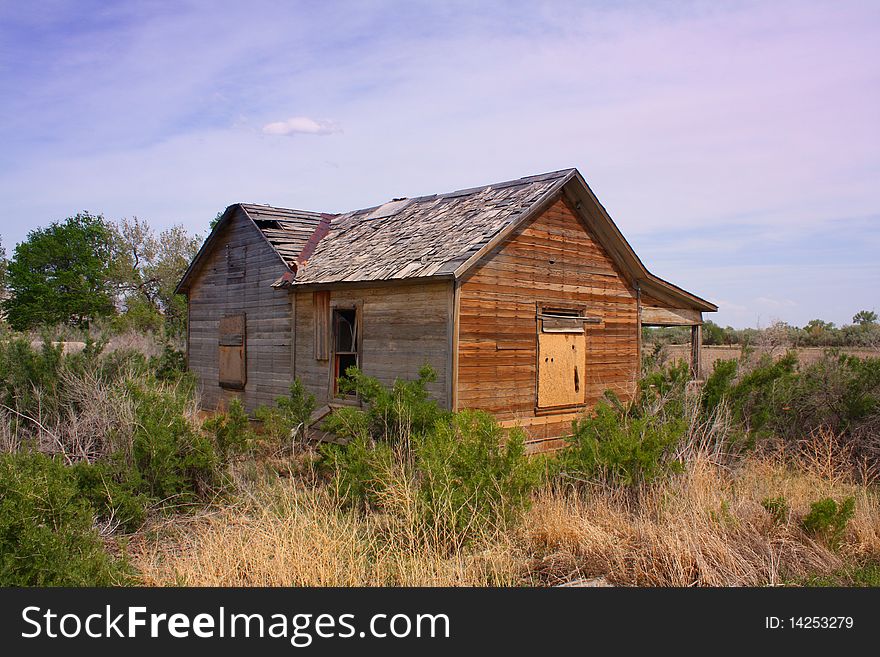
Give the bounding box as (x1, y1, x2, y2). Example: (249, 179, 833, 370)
(653, 345, 880, 374)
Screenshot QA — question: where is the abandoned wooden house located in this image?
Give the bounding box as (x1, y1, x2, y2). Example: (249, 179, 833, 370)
(176, 168, 716, 450)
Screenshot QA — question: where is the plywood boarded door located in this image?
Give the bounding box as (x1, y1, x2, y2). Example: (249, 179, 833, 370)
(219, 313, 246, 389)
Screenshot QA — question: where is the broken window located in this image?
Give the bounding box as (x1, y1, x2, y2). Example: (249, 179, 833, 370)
(218, 313, 246, 389)
(536, 306, 590, 409)
(332, 307, 359, 396)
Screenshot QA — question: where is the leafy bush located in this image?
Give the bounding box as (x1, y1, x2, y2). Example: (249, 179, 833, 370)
(702, 358, 738, 414)
(321, 373, 542, 542)
(801, 497, 855, 548)
(727, 352, 799, 435)
(203, 398, 254, 462)
(126, 381, 218, 504)
(321, 435, 396, 510)
(417, 411, 543, 537)
(699, 351, 880, 445)
(254, 379, 316, 446)
(761, 496, 789, 524)
(335, 365, 448, 444)
(560, 400, 686, 486)
(0, 452, 131, 585)
(71, 459, 149, 532)
(149, 344, 187, 381)
(0, 337, 64, 419)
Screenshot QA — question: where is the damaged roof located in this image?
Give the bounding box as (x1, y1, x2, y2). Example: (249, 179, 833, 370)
(293, 169, 571, 284)
(176, 168, 717, 312)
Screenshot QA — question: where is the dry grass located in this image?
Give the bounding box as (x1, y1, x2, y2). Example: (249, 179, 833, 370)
(131, 444, 880, 587)
(133, 466, 523, 587)
(658, 345, 880, 376)
(526, 457, 870, 587)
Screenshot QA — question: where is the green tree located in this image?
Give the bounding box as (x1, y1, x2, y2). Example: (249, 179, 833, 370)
(702, 320, 726, 345)
(804, 318, 833, 333)
(853, 310, 878, 326)
(2, 214, 115, 329)
(109, 217, 200, 334)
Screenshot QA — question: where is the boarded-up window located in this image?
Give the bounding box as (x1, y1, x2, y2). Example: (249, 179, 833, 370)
(314, 291, 330, 360)
(219, 313, 246, 389)
(537, 308, 587, 409)
(226, 244, 245, 282)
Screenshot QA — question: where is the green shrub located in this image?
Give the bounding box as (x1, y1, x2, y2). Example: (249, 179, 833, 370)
(801, 496, 856, 548)
(702, 358, 738, 413)
(111, 298, 165, 334)
(727, 352, 798, 435)
(71, 459, 149, 533)
(761, 496, 789, 524)
(336, 365, 448, 444)
(638, 360, 690, 420)
(127, 381, 218, 504)
(0, 452, 131, 585)
(203, 398, 254, 462)
(416, 410, 543, 537)
(149, 344, 187, 381)
(560, 401, 686, 486)
(254, 379, 316, 446)
(321, 405, 372, 442)
(321, 374, 542, 542)
(320, 435, 396, 510)
(0, 337, 64, 419)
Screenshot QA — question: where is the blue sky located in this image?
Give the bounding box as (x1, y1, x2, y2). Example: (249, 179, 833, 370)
(0, 0, 877, 328)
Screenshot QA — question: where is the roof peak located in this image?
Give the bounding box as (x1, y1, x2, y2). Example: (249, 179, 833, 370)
(235, 168, 579, 218)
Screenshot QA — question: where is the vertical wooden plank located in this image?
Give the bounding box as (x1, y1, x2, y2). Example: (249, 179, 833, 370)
(313, 290, 330, 360)
(636, 280, 642, 379)
(445, 280, 455, 411)
(690, 323, 702, 380)
(290, 292, 297, 384)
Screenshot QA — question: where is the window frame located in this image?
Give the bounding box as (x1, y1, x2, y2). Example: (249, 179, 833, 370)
(218, 312, 247, 390)
(329, 300, 362, 399)
(534, 302, 596, 413)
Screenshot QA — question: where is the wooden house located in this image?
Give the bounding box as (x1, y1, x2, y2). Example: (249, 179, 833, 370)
(176, 169, 716, 450)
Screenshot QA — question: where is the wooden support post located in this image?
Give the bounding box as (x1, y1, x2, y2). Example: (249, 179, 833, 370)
(690, 324, 702, 380)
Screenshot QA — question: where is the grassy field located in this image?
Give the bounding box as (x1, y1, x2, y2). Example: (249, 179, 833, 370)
(131, 437, 879, 587)
(2, 331, 878, 587)
(656, 345, 880, 375)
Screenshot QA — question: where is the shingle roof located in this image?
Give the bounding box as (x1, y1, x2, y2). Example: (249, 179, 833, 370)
(177, 167, 716, 312)
(260, 169, 574, 284)
(238, 204, 326, 264)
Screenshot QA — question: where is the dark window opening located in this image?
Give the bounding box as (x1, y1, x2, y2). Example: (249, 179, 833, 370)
(333, 308, 358, 396)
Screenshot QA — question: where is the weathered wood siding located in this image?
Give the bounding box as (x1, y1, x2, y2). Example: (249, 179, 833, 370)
(292, 281, 451, 408)
(457, 196, 639, 447)
(187, 208, 293, 411)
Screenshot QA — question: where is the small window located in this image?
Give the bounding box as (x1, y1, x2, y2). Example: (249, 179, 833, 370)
(219, 313, 246, 389)
(332, 307, 359, 396)
(541, 309, 585, 334)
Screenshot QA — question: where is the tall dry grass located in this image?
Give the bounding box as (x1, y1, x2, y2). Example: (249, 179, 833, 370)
(134, 463, 523, 586)
(132, 437, 880, 587)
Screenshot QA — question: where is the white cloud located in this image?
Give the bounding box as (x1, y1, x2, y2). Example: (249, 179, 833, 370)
(261, 117, 341, 136)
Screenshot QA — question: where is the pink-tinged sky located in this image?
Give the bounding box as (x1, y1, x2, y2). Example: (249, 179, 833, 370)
(0, 0, 877, 328)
